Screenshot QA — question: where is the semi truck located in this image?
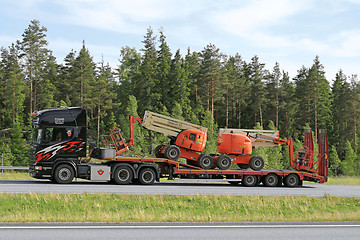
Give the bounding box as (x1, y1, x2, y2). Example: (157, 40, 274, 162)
(29, 107, 329, 187)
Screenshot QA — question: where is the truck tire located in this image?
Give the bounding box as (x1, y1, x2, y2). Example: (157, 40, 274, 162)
(216, 154, 232, 170)
(154, 144, 165, 158)
(138, 167, 156, 185)
(249, 156, 264, 171)
(197, 154, 214, 170)
(164, 145, 181, 160)
(53, 164, 74, 184)
(263, 173, 279, 187)
(113, 166, 133, 185)
(284, 173, 300, 187)
(242, 175, 258, 187)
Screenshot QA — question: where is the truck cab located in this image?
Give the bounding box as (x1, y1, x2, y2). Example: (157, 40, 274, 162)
(29, 107, 87, 180)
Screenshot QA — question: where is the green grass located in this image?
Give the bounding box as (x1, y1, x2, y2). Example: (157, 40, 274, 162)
(0, 193, 359, 222)
(0, 171, 32, 180)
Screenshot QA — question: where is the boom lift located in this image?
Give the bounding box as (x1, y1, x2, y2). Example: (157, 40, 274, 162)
(217, 129, 293, 170)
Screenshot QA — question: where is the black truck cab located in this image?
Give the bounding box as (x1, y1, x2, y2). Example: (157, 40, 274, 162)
(29, 107, 87, 180)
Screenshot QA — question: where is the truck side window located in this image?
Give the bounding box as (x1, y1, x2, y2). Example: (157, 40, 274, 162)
(189, 133, 196, 141)
(44, 127, 73, 143)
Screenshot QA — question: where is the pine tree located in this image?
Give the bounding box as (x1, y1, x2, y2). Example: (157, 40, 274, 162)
(139, 27, 159, 113)
(157, 29, 172, 109)
(18, 19, 50, 113)
(73, 41, 97, 129)
(1, 44, 26, 128)
(57, 50, 77, 106)
(95, 59, 116, 144)
(329, 145, 341, 176)
(245, 56, 266, 129)
(199, 44, 223, 119)
(341, 140, 357, 176)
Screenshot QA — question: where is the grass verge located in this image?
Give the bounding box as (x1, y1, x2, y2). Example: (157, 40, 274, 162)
(0, 193, 359, 222)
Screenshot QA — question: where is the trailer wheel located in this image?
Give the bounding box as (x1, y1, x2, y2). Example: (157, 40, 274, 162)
(284, 174, 300, 187)
(53, 164, 74, 184)
(242, 175, 258, 187)
(198, 154, 214, 170)
(164, 145, 181, 160)
(216, 154, 232, 170)
(249, 156, 264, 171)
(237, 163, 249, 169)
(138, 167, 156, 185)
(113, 166, 133, 185)
(263, 173, 279, 187)
(154, 145, 165, 158)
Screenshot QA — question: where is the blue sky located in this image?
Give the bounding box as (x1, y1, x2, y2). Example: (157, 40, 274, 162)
(1, 0, 360, 81)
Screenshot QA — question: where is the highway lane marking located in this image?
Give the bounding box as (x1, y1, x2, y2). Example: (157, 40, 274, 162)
(0, 224, 360, 229)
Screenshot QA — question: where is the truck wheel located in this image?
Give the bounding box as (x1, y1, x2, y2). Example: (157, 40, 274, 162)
(154, 144, 165, 158)
(53, 164, 74, 184)
(242, 175, 258, 187)
(237, 163, 249, 169)
(138, 167, 156, 185)
(284, 173, 300, 187)
(263, 173, 279, 187)
(113, 166, 133, 185)
(216, 154, 232, 170)
(198, 154, 214, 170)
(249, 156, 264, 171)
(164, 145, 181, 160)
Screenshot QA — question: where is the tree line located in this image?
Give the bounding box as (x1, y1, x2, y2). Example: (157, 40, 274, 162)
(0, 20, 359, 176)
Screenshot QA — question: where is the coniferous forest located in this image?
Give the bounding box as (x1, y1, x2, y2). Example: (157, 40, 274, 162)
(0, 20, 359, 176)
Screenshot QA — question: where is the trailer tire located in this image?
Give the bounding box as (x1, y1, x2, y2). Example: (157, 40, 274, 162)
(216, 154, 232, 170)
(198, 154, 214, 170)
(164, 145, 181, 160)
(113, 166, 133, 185)
(53, 164, 74, 184)
(237, 163, 249, 169)
(249, 156, 264, 171)
(284, 174, 300, 187)
(154, 145, 165, 158)
(138, 167, 156, 185)
(263, 173, 279, 187)
(242, 175, 258, 187)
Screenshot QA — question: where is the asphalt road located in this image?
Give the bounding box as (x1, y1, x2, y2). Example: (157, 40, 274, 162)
(1, 179, 360, 197)
(0, 222, 359, 240)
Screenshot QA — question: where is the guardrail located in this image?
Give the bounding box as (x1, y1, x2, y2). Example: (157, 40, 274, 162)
(0, 166, 28, 170)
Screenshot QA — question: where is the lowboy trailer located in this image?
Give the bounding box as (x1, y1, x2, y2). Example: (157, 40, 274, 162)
(29, 107, 328, 187)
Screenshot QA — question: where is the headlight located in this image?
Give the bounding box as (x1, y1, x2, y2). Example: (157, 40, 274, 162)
(35, 166, 42, 170)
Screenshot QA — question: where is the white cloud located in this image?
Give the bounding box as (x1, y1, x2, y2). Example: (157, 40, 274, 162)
(331, 30, 360, 57)
(214, 0, 309, 37)
(51, 0, 201, 34)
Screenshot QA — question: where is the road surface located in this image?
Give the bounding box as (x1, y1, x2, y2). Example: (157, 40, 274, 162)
(0, 179, 359, 197)
(0, 222, 359, 240)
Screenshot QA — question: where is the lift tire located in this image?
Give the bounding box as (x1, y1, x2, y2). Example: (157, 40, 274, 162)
(138, 167, 156, 185)
(197, 154, 214, 170)
(284, 173, 300, 187)
(237, 163, 249, 169)
(53, 164, 75, 184)
(249, 156, 265, 171)
(164, 145, 181, 160)
(242, 175, 258, 187)
(154, 144, 165, 158)
(113, 165, 133, 185)
(263, 173, 279, 187)
(216, 154, 232, 170)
